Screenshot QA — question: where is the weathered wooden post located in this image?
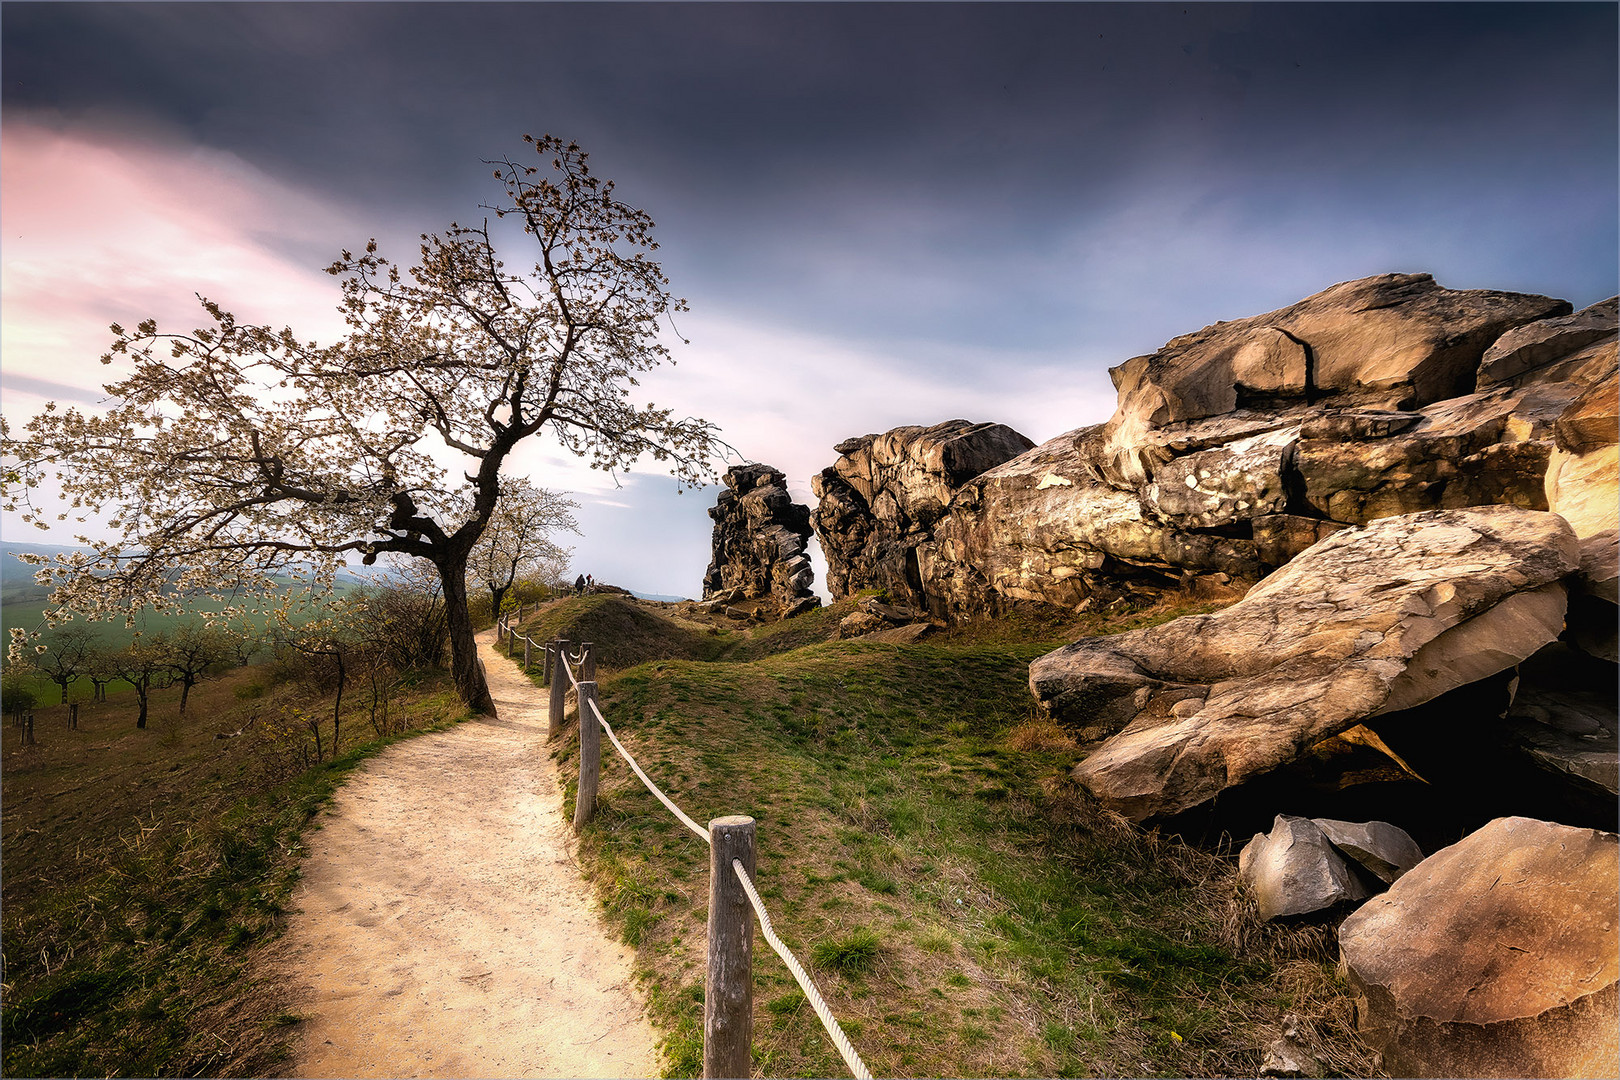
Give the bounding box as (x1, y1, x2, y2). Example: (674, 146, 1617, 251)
(548, 638, 570, 740)
(581, 642, 597, 683)
(523, 635, 532, 672)
(705, 815, 756, 1079)
(69, 703, 78, 730)
(574, 680, 601, 831)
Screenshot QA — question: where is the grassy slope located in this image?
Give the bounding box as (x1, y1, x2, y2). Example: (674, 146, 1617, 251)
(515, 597, 1377, 1078)
(0, 663, 471, 1077)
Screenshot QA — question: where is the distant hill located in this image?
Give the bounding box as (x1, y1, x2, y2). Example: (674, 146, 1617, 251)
(629, 589, 690, 603)
(3, 541, 372, 595)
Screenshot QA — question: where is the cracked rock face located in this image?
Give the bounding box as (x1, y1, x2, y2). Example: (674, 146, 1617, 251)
(809, 420, 1034, 608)
(1035, 506, 1578, 821)
(701, 464, 818, 617)
(1338, 816, 1619, 1079)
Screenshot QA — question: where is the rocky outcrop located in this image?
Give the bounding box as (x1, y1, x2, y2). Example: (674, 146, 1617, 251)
(1338, 817, 1619, 1078)
(701, 464, 817, 617)
(1033, 506, 1578, 820)
(811, 275, 1613, 622)
(1099, 274, 1570, 488)
(810, 420, 1034, 609)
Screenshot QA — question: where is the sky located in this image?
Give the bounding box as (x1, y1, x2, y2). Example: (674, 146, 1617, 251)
(2, 1, 1616, 599)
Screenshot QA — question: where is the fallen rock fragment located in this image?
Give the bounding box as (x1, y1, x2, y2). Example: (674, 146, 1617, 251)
(1034, 505, 1578, 820)
(1238, 815, 1370, 921)
(1310, 818, 1424, 885)
(1338, 816, 1619, 1078)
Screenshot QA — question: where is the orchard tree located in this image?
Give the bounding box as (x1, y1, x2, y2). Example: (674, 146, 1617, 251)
(470, 477, 578, 616)
(110, 636, 174, 730)
(36, 625, 97, 704)
(3, 136, 719, 714)
(164, 622, 232, 718)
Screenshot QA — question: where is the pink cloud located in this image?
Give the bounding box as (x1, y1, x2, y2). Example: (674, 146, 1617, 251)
(0, 117, 357, 414)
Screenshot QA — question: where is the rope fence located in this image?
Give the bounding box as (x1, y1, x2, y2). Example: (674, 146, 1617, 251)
(495, 613, 872, 1080)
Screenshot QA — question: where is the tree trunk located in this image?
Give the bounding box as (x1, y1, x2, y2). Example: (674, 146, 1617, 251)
(134, 677, 149, 729)
(179, 677, 193, 717)
(442, 560, 496, 715)
(489, 583, 509, 622)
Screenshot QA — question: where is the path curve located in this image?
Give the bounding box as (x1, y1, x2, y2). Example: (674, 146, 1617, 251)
(271, 630, 659, 1078)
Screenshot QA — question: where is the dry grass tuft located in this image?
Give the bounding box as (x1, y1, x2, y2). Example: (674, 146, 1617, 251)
(1004, 718, 1079, 753)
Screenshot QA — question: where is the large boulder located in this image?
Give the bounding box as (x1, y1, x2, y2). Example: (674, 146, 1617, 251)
(809, 420, 1034, 607)
(701, 464, 818, 616)
(1101, 273, 1569, 487)
(1338, 817, 1619, 1078)
(1035, 506, 1578, 820)
(804, 275, 1611, 628)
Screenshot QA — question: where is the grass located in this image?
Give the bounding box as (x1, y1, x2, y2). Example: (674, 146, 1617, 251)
(0, 659, 471, 1077)
(523, 597, 1380, 1079)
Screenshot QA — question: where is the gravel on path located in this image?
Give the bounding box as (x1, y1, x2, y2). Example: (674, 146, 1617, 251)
(269, 629, 659, 1078)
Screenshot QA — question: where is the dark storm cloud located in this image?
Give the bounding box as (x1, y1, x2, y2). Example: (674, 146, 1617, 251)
(6, 2, 1616, 365)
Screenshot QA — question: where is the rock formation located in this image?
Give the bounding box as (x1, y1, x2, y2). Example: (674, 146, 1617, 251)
(1338, 817, 1619, 1078)
(1032, 506, 1578, 820)
(809, 420, 1035, 610)
(812, 275, 1616, 621)
(701, 464, 818, 617)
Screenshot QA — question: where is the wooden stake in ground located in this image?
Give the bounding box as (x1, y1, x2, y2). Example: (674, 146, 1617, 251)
(549, 639, 570, 740)
(705, 815, 756, 1079)
(574, 680, 600, 832)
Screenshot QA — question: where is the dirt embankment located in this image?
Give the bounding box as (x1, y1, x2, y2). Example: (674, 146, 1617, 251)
(268, 630, 658, 1078)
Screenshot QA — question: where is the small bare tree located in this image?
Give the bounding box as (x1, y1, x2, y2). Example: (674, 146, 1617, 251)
(469, 478, 578, 617)
(5, 135, 719, 715)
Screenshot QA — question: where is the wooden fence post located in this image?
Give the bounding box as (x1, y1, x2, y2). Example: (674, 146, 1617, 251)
(549, 639, 570, 740)
(705, 815, 756, 1079)
(574, 680, 601, 831)
(523, 635, 532, 672)
(581, 642, 597, 683)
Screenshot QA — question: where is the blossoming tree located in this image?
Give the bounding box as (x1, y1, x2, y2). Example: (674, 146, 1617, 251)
(4, 136, 718, 714)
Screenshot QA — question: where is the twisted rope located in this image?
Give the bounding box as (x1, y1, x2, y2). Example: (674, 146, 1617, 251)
(588, 697, 709, 842)
(732, 859, 872, 1080)
(505, 628, 869, 1079)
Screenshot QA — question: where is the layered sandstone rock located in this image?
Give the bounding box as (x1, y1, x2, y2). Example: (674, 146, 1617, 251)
(814, 275, 1612, 622)
(1034, 506, 1578, 820)
(1338, 817, 1619, 1078)
(809, 420, 1033, 608)
(1099, 273, 1570, 488)
(701, 464, 817, 616)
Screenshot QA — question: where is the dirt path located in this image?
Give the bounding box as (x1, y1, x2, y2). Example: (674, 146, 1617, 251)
(271, 630, 660, 1078)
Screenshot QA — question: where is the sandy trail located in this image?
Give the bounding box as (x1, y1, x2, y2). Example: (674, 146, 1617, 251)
(271, 630, 659, 1078)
